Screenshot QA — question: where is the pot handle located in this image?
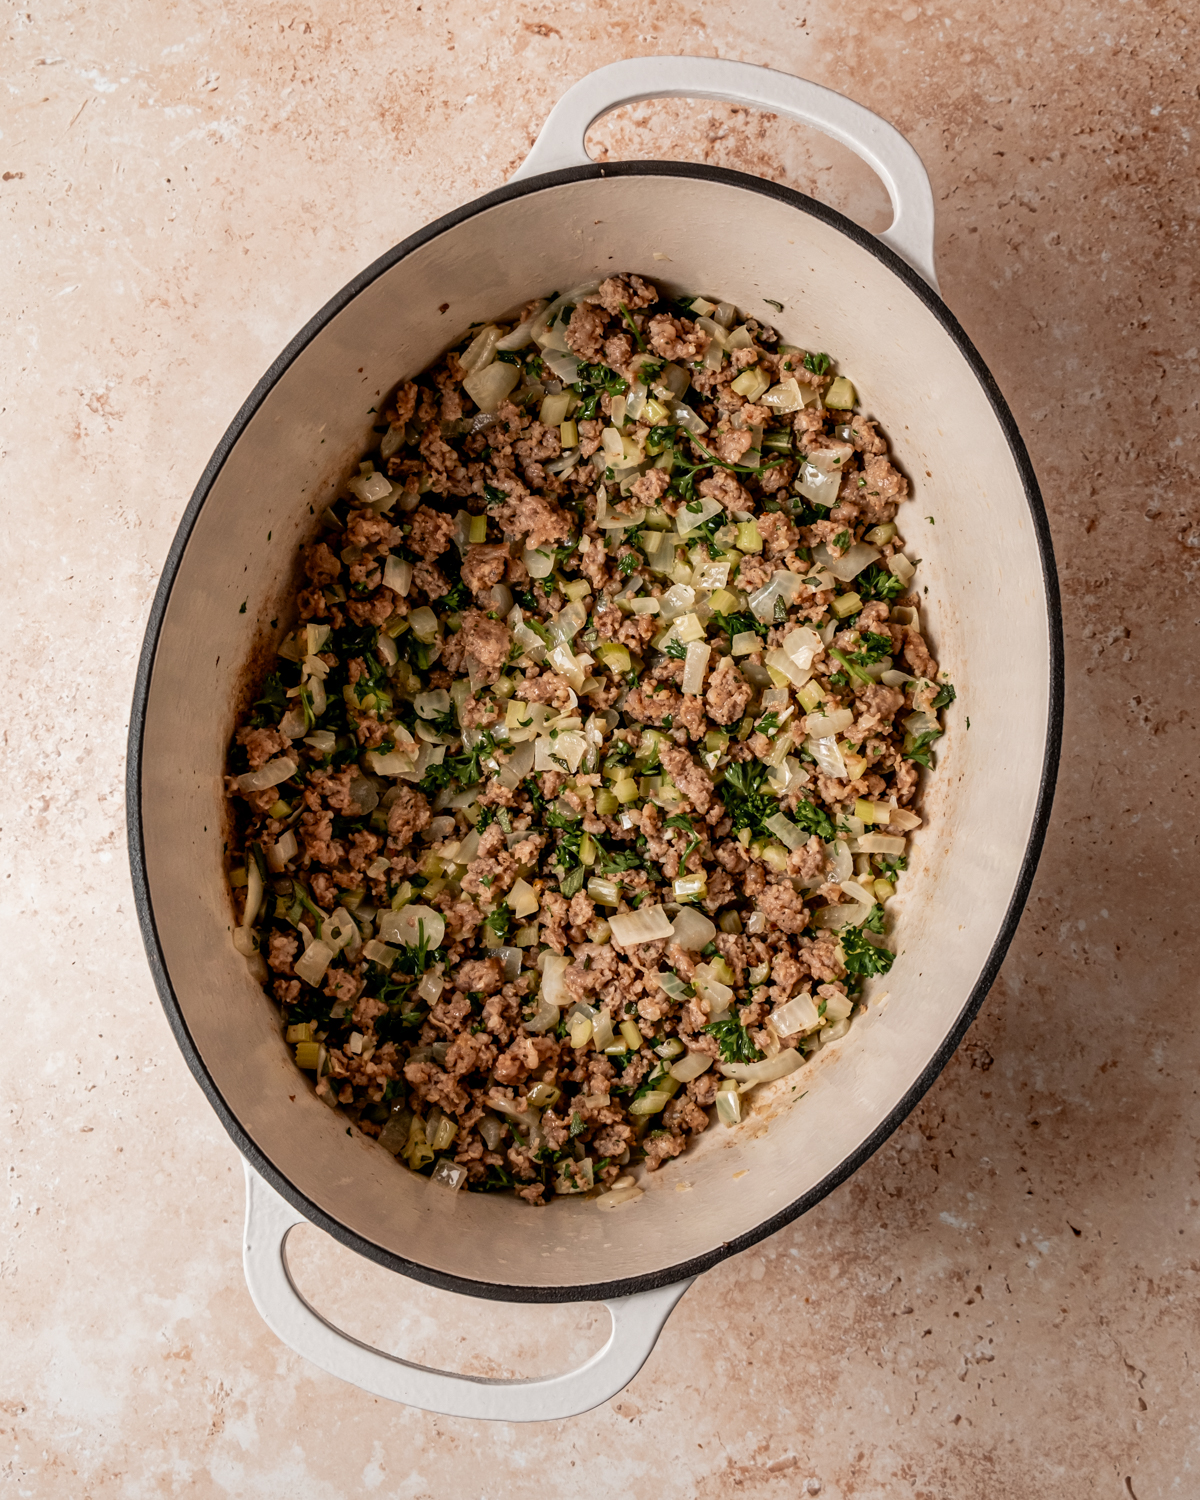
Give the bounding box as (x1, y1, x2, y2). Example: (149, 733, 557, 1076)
(510, 56, 939, 292)
(241, 1160, 693, 1421)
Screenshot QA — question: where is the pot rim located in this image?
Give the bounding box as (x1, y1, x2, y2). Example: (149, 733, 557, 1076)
(127, 159, 1064, 1305)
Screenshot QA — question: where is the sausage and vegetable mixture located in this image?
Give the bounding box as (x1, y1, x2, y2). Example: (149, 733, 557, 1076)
(226, 274, 955, 1206)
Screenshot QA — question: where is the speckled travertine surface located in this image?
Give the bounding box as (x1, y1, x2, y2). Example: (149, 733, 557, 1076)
(3, 4, 1198, 1496)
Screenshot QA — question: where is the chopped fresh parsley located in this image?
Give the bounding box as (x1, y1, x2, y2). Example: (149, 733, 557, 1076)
(664, 637, 689, 660)
(932, 682, 957, 709)
(856, 564, 906, 603)
(832, 529, 851, 550)
(839, 917, 894, 977)
(905, 729, 942, 769)
(663, 813, 701, 864)
(804, 351, 832, 376)
(791, 797, 837, 842)
(713, 609, 768, 642)
(704, 1015, 762, 1064)
(720, 760, 775, 838)
(618, 551, 641, 576)
(619, 302, 647, 351)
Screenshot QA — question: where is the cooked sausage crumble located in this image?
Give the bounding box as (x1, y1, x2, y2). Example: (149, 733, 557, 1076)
(225, 275, 953, 1205)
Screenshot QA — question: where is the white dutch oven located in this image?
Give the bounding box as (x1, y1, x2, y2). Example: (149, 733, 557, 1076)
(128, 58, 1062, 1421)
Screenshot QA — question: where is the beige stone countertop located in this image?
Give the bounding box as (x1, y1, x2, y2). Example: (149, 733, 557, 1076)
(3, 4, 1197, 1496)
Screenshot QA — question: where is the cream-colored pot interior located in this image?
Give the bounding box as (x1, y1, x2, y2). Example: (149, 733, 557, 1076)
(136, 169, 1055, 1297)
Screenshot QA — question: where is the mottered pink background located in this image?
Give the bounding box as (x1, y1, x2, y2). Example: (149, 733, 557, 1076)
(2, 3, 1197, 1496)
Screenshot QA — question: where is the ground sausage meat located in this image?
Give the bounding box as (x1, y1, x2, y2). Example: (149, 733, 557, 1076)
(225, 273, 946, 1207)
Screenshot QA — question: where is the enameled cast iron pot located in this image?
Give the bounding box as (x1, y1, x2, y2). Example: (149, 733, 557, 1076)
(128, 57, 1062, 1421)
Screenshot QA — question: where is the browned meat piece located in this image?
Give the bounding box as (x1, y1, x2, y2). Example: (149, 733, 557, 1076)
(456, 610, 512, 678)
(267, 931, 298, 975)
(236, 725, 289, 769)
(303, 541, 341, 586)
(903, 627, 939, 681)
(461, 544, 510, 596)
(755, 880, 810, 935)
(659, 746, 715, 814)
(407, 505, 457, 561)
(565, 303, 609, 361)
(705, 655, 752, 726)
(456, 957, 505, 996)
(787, 834, 827, 882)
(647, 314, 709, 363)
(697, 469, 752, 512)
(386, 787, 432, 845)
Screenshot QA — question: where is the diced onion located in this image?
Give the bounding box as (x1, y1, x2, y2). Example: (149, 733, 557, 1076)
(529, 281, 601, 346)
(534, 729, 587, 773)
(294, 937, 334, 988)
(764, 647, 811, 688)
(497, 739, 536, 788)
(748, 569, 805, 623)
(486, 945, 523, 982)
(671, 907, 716, 951)
(237, 757, 297, 793)
(278, 707, 308, 740)
(414, 688, 451, 719)
(376, 904, 445, 950)
(675, 498, 721, 536)
(770, 992, 820, 1037)
(459, 324, 502, 375)
(463, 360, 520, 414)
(668, 399, 708, 436)
(880, 669, 915, 688)
(325, 907, 360, 953)
(383, 555, 413, 596)
(782, 626, 823, 671)
(805, 708, 853, 738)
(523, 547, 556, 579)
(764, 812, 805, 852)
(367, 746, 418, 776)
(347, 471, 393, 505)
(541, 952, 571, 1008)
(304, 730, 337, 754)
(541, 348, 581, 384)
(812, 540, 881, 582)
(669, 1050, 713, 1083)
(651, 970, 693, 1002)
(731, 631, 759, 656)
(759, 376, 805, 413)
(888, 552, 916, 585)
(841, 879, 877, 906)
(807, 736, 849, 780)
(719, 1048, 805, 1086)
(266, 829, 298, 872)
(507, 877, 540, 918)
(609, 904, 674, 947)
(812, 900, 874, 930)
(682, 640, 710, 696)
(794, 462, 842, 507)
(889, 807, 922, 831)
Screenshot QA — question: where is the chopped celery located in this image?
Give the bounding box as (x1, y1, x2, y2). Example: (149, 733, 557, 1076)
(735, 520, 763, 553)
(295, 1041, 321, 1070)
(560, 419, 579, 449)
(468, 514, 487, 544)
(286, 1022, 314, 1044)
(614, 778, 640, 805)
(831, 592, 863, 619)
(563, 579, 591, 602)
(228, 867, 248, 888)
(620, 1019, 644, 1050)
(825, 377, 856, 409)
(595, 789, 619, 816)
(579, 833, 597, 866)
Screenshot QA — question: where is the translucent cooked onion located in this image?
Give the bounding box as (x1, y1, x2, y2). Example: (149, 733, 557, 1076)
(888, 806, 922, 831)
(325, 907, 360, 953)
(610, 904, 674, 947)
(463, 360, 520, 414)
(495, 300, 548, 351)
(759, 376, 805, 413)
(506, 877, 540, 918)
(278, 706, 308, 740)
(881, 668, 916, 688)
(541, 952, 571, 1008)
(812, 900, 873, 930)
(294, 937, 334, 988)
(266, 829, 298, 872)
(675, 499, 721, 537)
(523, 547, 556, 579)
(671, 907, 716, 951)
(805, 707, 853, 738)
(458, 324, 502, 376)
(764, 811, 805, 851)
(541, 348, 581, 384)
(367, 745, 418, 776)
(719, 1048, 805, 1086)
(376, 904, 445, 950)
(414, 688, 451, 719)
(534, 729, 586, 773)
(486, 946, 523, 982)
(669, 1050, 713, 1083)
(417, 969, 445, 1003)
(303, 730, 337, 754)
(807, 737, 849, 780)
(383, 555, 413, 596)
(652, 970, 693, 1001)
(812, 539, 882, 582)
(888, 552, 916, 585)
(550, 599, 588, 644)
(782, 626, 823, 671)
(841, 879, 877, 906)
(237, 756, 297, 793)
(770, 992, 820, 1037)
(748, 569, 805, 623)
(794, 462, 841, 507)
(826, 838, 853, 884)
(658, 583, 696, 622)
(764, 646, 811, 689)
(497, 740, 536, 788)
